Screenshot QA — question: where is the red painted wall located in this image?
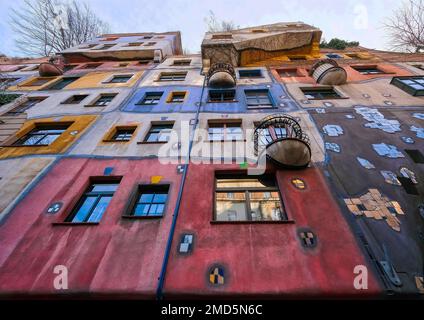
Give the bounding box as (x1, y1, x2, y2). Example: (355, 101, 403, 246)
(163, 164, 381, 298)
(0, 158, 181, 298)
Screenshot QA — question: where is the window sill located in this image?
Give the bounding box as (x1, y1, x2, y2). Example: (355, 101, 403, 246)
(207, 100, 239, 104)
(52, 222, 99, 226)
(1, 144, 48, 148)
(210, 220, 295, 225)
(137, 141, 168, 145)
(246, 106, 276, 109)
(102, 139, 130, 143)
(122, 215, 163, 220)
(206, 139, 246, 143)
(85, 104, 106, 107)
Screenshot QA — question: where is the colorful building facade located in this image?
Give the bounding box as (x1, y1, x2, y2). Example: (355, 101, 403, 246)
(0, 23, 423, 299)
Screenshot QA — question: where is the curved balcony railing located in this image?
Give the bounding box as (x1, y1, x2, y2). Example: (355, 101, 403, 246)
(254, 114, 312, 168)
(206, 62, 236, 87)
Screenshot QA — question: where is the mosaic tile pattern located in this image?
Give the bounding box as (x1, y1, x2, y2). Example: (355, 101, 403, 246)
(401, 136, 415, 144)
(400, 167, 418, 184)
(413, 113, 424, 120)
(325, 142, 341, 153)
(380, 170, 401, 186)
(344, 189, 404, 232)
(372, 143, 404, 158)
(410, 126, 424, 139)
(209, 266, 225, 285)
(355, 107, 401, 133)
(357, 157, 375, 169)
(323, 125, 343, 137)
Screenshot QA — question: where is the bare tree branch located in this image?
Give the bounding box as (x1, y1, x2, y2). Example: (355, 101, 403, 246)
(204, 10, 239, 32)
(9, 0, 111, 57)
(383, 0, 424, 53)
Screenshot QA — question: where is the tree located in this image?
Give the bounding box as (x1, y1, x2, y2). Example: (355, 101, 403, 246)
(10, 0, 111, 57)
(320, 38, 360, 50)
(384, 0, 424, 53)
(204, 10, 239, 32)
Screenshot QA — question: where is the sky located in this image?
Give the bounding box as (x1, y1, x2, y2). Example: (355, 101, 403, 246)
(0, 0, 404, 57)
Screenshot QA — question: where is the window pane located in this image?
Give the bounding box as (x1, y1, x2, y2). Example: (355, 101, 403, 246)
(216, 178, 274, 189)
(71, 196, 97, 223)
(38, 134, 61, 145)
(249, 191, 283, 221)
(21, 134, 44, 145)
(216, 192, 247, 221)
(153, 193, 167, 203)
(139, 193, 154, 203)
(134, 203, 150, 216)
(87, 196, 112, 222)
(91, 184, 119, 192)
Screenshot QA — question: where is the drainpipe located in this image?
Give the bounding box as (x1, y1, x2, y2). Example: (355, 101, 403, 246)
(156, 75, 207, 300)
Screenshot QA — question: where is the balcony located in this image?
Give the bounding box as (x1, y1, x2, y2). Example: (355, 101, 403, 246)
(254, 114, 311, 168)
(309, 59, 347, 85)
(206, 62, 236, 88)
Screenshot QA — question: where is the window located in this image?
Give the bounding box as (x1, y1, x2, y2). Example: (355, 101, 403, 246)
(412, 64, 424, 71)
(142, 35, 153, 39)
(26, 77, 53, 87)
(48, 77, 79, 90)
(137, 92, 163, 105)
(6, 97, 47, 115)
(0, 77, 19, 86)
(215, 174, 286, 222)
(289, 56, 306, 61)
(167, 91, 186, 103)
(254, 122, 287, 148)
(126, 42, 143, 47)
(158, 72, 187, 81)
(117, 63, 130, 67)
(138, 60, 152, 65)
(65, 180, 120, 223)
(326, 53, 342, 59)
(128, 185, 169, 217)
(144, 42, 156, 46)
(61, 94, 88, 104)
(111, 127, 136, 141)
(90, 93, 117, 106)
(13, 124, 70, 146)
(278, 68, 299, 77)
(107, 75, 132, 83)
(301, 87, 343, 99)
(208, 89, 236, 102)
(245, 89, 273, 108)
(238, 69, 262, 78)
(144, 123, 174, 143)
(80, 44, 97, 49)
(405, 149, 424, 163)
(352, 65, 386, 75)
(101, 37, 119, 41)
(208, 121, 243, 141)
(391, 76, 424, 96)
(63, 65, 76, 71)
(82, 63, 101, 69)
(173, 59, 191, 66)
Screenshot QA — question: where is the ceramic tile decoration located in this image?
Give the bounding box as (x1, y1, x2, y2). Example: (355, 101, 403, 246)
(372, 143, 404, 158)
(355, 107, 401, 133)
(323, 125, 343, 137)
(380, 170, 401, 186)
(325, 142, 341, 153)
(357, 157, 375, 169)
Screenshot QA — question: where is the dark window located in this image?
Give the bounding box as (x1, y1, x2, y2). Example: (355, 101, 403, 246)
(169, 92, 186, 103)
(405, 149, 424, 163)
(82, 63, 101, 69)
(159, 72, 187, 81)
(5, 97, 46, 115)
(63, 65, 76, 71)
(398, 177, 419, 195)
(245, 89, 273, 108)
(66, 180, 120, 223)
(289, 56, 306, 61)
(108, 75, 132, 83)
(144, 123, 174, 142)
(143, 35, 153, 39)
(138, 60, 151, 65)
(278, 68, 298, 77)
(48, 77, 79, 90)
(144, 42, 156, 46)
(91, 94, 117, 106)
(352, 66, 385, 75)
(239, 69, 262, 78)
(127, 42, 143, 47)
(215, 174, 286, 222)
(208, 89, 236, 102)
(0, 77, 19, 86)
(62, 94, 88, 104)
(212, 34, 232, 39)
(13, 124, 70, 146)
(301, 87, 343, 99)
(173, 59, 191, 66)
(391, 76, 424, 96)
(129, 184, 169, 217)
(208, 122, 243, 141)
(111, 127, 136, 141)
(137, 92, 163, 105)
(326, 54, 342, 59)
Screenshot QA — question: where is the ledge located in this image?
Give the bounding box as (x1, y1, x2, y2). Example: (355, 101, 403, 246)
(52, 222, 99, 226)
(122, 215, 163, 220)
(137, 141, 168, 145)
(0, 144, 48, 148)
(210, 220, 295, 225)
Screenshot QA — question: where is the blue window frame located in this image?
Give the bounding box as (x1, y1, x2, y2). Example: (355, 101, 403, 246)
(208, 89, 236, 102)
(244, 89, 273, 108)
(66, 180, 121, 223)
(137, 92, 163, 105)
(239, 69, 263, 78)
(129, 184, 170, 217)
